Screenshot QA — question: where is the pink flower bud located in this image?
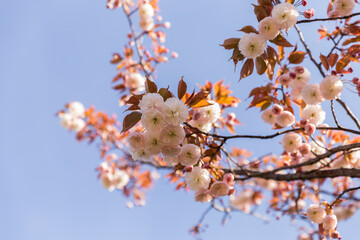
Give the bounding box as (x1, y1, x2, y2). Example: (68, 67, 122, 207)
(331, 70, 337, 76)
(223, 173, 234, 184)
(156, 15, 163, 21)
(299, 143, 311, 155)
(164, 21, 171, 29)
(184, 166, 194, 172)
(290, 72, 297, 79)
(228, 187, 236, 196)
(202, 162, 210, 169)
(331, 231, 341, 239)
(227, 112, 236, 121)
(305, 123, 316, 135)
(318, 123, 329, 135)
(272, 104, 284, 115)
(352, 77, 359, 85)
(171, 51, 179, 58)
(294, 66, 305, 74)
(348, 67, 353, 73)
(210, 181, 230, 197)
(302, 0, 307, 6)
(194, 188, 213, 203)
(323, 214, 337, 231)
(304, 8, 315, 19)
(300, 119, 309, 126)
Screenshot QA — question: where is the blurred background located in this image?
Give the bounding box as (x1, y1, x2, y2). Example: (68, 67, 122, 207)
(1, 0, 359, 239)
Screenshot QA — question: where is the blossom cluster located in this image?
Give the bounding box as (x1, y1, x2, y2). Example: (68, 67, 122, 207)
(329, 0, 356, 17)
(239, 2, 299, 59)
(189, 101, 221, 133)
(138, 1, 155, 32)
(99, 161, 130, 192)
(59, 101, 86, 132)
(306, 204, 338, 231)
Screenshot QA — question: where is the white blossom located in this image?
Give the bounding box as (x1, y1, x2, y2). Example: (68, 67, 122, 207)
(60, 113, 73, 129)
(306, 204, 326, 224)
(139, 17, 154, 32)
(197, 101, 221, 124)
(128, 72, 145, 92)
(71, 118, 86, 132)
(101, 173, 115, 192)
(230, 189, 254, 213)
(291, 86, 303, 100)
(258, 16, 280, 40)
(323, 214, 337, 231)
(301, 83, 324, 105)
(275, 110, 295, 127)
(272, 2, 299, 30)
(144, 131, 163, 155)
(289, 67, 311, 89)
(130, 148, 152, 161)
(141, 110, 166, 131)
(185, 167, 211, 191)
(128, 132, 145, 150)
(161, 125, 185, 147)
(210, 181, 230, 197)
(334, 0, 355, 16)
(238, 33, 267, 59)
(261, 108, 276, 125)
(138, 3, 154, 19)
(179, 144, 201, 166)
(68, 101, 85, 118)
(282, 132, 302, 153)
(302, 105, 326, 126)
(113, 169, 130, 189)
(138, 93, 165, 112)
(162, 146, 181, 158)
(188, 120, 212, 133)
(163, 97, 189, 126)
(320, 75, 343, 100)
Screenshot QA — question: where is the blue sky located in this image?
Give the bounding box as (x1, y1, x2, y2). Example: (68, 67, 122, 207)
(1, 0, 359, 239)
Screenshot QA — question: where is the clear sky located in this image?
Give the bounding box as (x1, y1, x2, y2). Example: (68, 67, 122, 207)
(1, 0, 359, 239)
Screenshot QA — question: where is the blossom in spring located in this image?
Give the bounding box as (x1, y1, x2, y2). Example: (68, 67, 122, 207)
(238, 33, 267, 59)
(289, 66, 311, 89)
(272, 2, 299, 30)
(197, 101, 221, 124)
(281, 132, 302, 153)
(68, 101, 85, 118)
(161, 125, 185, 147)
(139, 93, 165, 112)
(279, 73, 291, 86)
(188, 119, 212, 133)
(144, 131, 163, 155)
(334, 204, 359, 221)
(303, 8, 315, 19)
(128, 132, 145, 150)
(185, 167, 211, 191)
(334, 0, 356, 16)
(141, 110, 166, 131)
(258, 16, 280, 40)
(299, 143, 311, 156)
(261, 108, 276, 125)
(229, 189, 254, 213)
(139, 17, 154, 32)
(308, 141, 326, 157)
(71, 118, 86, 132)
(301, 83, 324, 105)
(275, 110, 295, 127)
(128, 72, 145, 92)
(302, 105, 326, 126)
(163, 97, 189, 126)
(130, 147, 152, 162)
(101, 173, 116, 192)
(304, 123, 316, 135)
(138, 3, 154, 19)
(194, 188, 213, 203)
(272, 104, 283, 115)
(320, 75, 343, 100)
(162, 146, 181, 158)
(60, 113, 74, 129)
(210, 181, 230, 197)
(113, 169, 130, 189)
(323, 214, 338, 231)
(179, 144, 201, 166)
(306, 204, 326, 223)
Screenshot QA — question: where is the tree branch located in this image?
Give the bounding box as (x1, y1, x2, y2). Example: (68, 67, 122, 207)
(297, 12, 360, 24)
(335, 98, 360, 130)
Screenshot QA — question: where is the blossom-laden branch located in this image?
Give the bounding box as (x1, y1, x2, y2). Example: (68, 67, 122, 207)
(297, 12, 360, 24)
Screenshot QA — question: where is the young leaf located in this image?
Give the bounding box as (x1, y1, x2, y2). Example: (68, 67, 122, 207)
(328, 53, 338, 67)
(288, 51, 306, 64)
(270, 34, 293, 47)
(177, 77, 187, 100)
(240, 59, 254, 80)
(239, 25, 259, 34)
(320, 54, 330, 71)
(122, 111, 142, 133)
(158, 88, 174, 101)
(336, 57, 351, 72)
(145, 78, 158, 93)
(220, 38, 240, 50)
(255, 57, 267, 75)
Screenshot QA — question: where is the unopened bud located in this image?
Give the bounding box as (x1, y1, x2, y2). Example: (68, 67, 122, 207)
(299, 143, 311, 156)
(290, 72, 297, 79)
(272, 104, 284, 115)
(302, 0, 307, 6)
(228, 187, 236, 196)
(164, 21, 171, 29)
(305, 123, 316, 135)
(300, 119, 309, 126)
(331, 70, 337, 76)
(304, 8, 315, 19)
(184, 166, 194, 172)
(331, 231, 341, 239)
(223, 173, 234, 184)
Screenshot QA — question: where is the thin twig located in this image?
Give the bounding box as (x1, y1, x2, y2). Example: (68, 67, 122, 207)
(297, 12, 360, 24)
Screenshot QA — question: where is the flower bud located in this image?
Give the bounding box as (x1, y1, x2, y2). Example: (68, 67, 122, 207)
(300, 119, 309, 126)
(323, 214, 337, 231)
(184, 166, 194, 172)
(228, 187, 236, 196)
(304, 8, 315, 19)
(331, 231, 341, 239)
(210, 181, 230, 197)
(272, 104, 284, 115)
(305, 123, 316, 135)
(299, 143, 311, 156)
(223, 173, 234, 184)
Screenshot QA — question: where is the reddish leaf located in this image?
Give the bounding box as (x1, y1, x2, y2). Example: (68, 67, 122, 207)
(336, 57, 351, 72)
(288, 51, 306, 64)
(125, 95, 140, 105)
(158, 88, 174, 101)
(230, 47, 245, 69)
(252, 4, 269, 22)
(270, 34, 293, 47)
(220, 38, 240, 50)
(145, 78, 157, 93)
(329, 53, 338, 67)
(177, 77, 187, 100)
(320, 54, 330, 71)
(122, 111, 142, 133)
(240, 59, 254, 80)
(342, 36, 360, 46)
(239, 25, 259, 34)
(255, 56, 267, 75)
(191, 99, 213, 108)
(113, 84, 126, 90)
(258, 0, 272, 7)
(124, 104, 141, 112)
(187, 91, 210, 107)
